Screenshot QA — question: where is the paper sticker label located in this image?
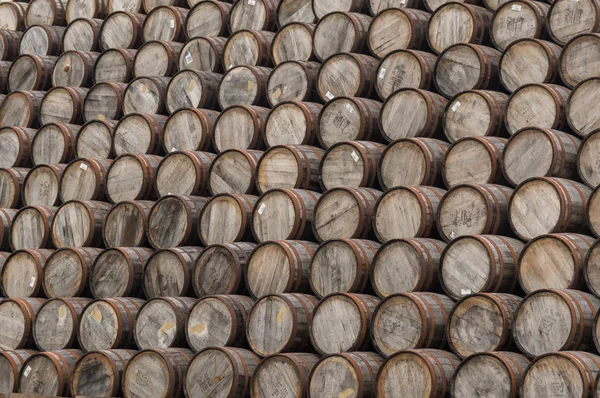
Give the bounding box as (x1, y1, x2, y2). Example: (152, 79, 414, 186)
(170, 19, 175, 28)
(185, 52, 193, 64)
(257, 203, 266, 214)
(29, 276, 35, 287)
(248, 0, 256, 4)
(378, 68, 386, 79)
(187, 79, 195, 92)
(461, 289, 472, 296)
(23, 366, 31, 377)
(345, 103, 354, 113)
(325, 91, 334, 100)
(247, 80, 255, 92)
(80, 163, 88, 170)
(171, 147, 177, 152)
(451, 101, 461, 112)
(450, 231, 458, 239)
(511, 4, 521, 10)
(98, 114, 105, 121)
(273, 87, 281, 99)
(351, 151, 359, 162)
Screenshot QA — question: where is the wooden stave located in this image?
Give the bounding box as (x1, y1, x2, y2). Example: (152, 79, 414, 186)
(59, 158, 112, 202)
(143, 0, 187, 12)
(178, 36, 227, 73)
(578, 130, 600, 187)
(142, 5, 188, 43)
(313, 11, 372, 61)
(89, 247, 154, 298)
(319, 140, 385, 190)
(251, 353, 319, 398)
(18, 349, 83, 397)
(0, 167, 28, 209)
(163, 108, 219, 153)
(184, 0, 232, 39)
(83, 82, 127, 123)
(99, 11, 146, 50)
(0, 126, 37, 168)
(547, 0, 600, 46)
(106, 153, 162, 203)
(1, 248, 53, 298)
(317, 52, 379, 102)
(312, 0, 369, 18)
(0, 349, 37, 394)
(70, 349, 137, 398)
(207, 148, 262, 195)
(369, 8, 430, 58)
(93, 48, 136, 84)
(41, 247, 101, 298)
(0, 60, 9, 94)
(142, 246, 202, 298)
(228, 0, 279, 33)
(63, 17, 103, 52)
(271, 22, 316, 65)
(24, 0, 67, 28)
(0, 298, 46, 350)
(165, 69, 221, 114)
(560, 33, 600, 89)
(113, 112, 168, 155)
(8, 54, 56, 92)
(39, 86, 88, 125)
(588, 185, 600, 237)
(223, 29, 275, 70)
(19, 25, 65, 56)
(198, 193, 256, 246)
(2, 2, 28, 31)
(9, 205, 58, 250)
(264, 101, 322, 147)
(0, 90, 46, 128)
(375, 49, 438, 100)
(490, 0, 550, 51)
(51, 50, 100, 88)
(132, 40, 182, 78)
(102, 200, 154, 247)
(217, 65, 272, 109)
(443, 136, 508, 187)
(22, 163, 65, 207)
(567, 77, 600, 138)
(213, 105, 269, 153)
(32, 297, 92, 351)
(277, 0, 316, 26)
(0, 208, 18, 250)
(51, 200, 112, 248)
(109, 0, 144, 13)
(266, 60, 319, 106)
(154, 150, 215, 197)
(66, 0, 110, 21)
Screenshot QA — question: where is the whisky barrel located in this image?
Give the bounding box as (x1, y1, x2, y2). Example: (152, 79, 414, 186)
(505, 84, 570, 135)
(375, 49, 437, 100)
(0, 298, 45, 350)
(251, 353, 319, 398)
(218, 65, 271, 109)
(23, 164, 65, 207)
(309, 353, 382, 397)
(444, 137, 507, 187)
(163, 108, 218, 153)
(18, 350, 82, 397)
(33, 297, 91, 351)
(509, 177, 591, 240)
(8, 54, 55, 91)
(90, 247, 153, 298)
(185, 295, 253, 351)
(588, 186, 600, 236)
(208, 149, 261, 195)
(109, 0, 144, 13)
(184, 347, 258, 398)
(313, 11, 371, 61)
(548, 0, 600, 46)
(143, 0, 186, 12)
(319, 141, 384, 190)
(185, 1, 231, 39)
(271, 22, 315, 65)
(491, 0, 550, 50)
(83, 82, 127, 122)
(434, 43, 502, 98)
(427, 4, 490, 55)
(0, 208, 18, 250)
(579, 130, 600, 187)
(317, 53, 378, 101)
(376, 349, 460, 398)
(75, 119, 117, 159)
(0, 167, 27, 208)
(24, 0, 66, 27)
(42, 247, 101, 298)
(154, 151, 214, 197)
(266, 60, 319, 106)
(369, 0, 423, 13)
(93, 48, 136, 83)
(20, 25, 64, 56)
(372, 292, 454, 356)
(452, 352, 530, 398)
(143, 247, 202, 298)
(0, 90, 45, 128)
(99, 11, 145, 50)
(142, 5, 187, 43)
(198, 194, 256, 246)
(500, 38, 562, 92)
(312, 0, 368, 18)
(370, 8, 429, 58)
(192, 242, 256, 297)
(223, 29, 274, 69)
(147, 194, 207, 249)
(134, 297, 195, 350)
(0, 2, 27, 31)
(561, 33, 600, 89)
(264, 101, 321, 147)
(133, 40, 182, 78)
(568, 77, 600, 138)
(78, 297, 144, 351)
(52, 50, 99, 88)
(318, 97, 382, 148)
(1, 249, 53, 298)
(63, 18, 102, 52)
(179, 36, 226, 73)
(103, 200, 153, 247)
(114, 113, 168, 156)
(310, 293, 379, 354)
(519, 233, 593, 293)
(503, 128, 580, 186)
(0, 350, 37, 395)
(71, 349, 136, 398)
(246, 293, 318, 356)
(277, 0, 316, 26)
(437, 184, 513, 241)
(440, 235, 525, 300)
(447, 293, 522, 358)
(40, 86, 88, 125)
(9, 205, 57, 250)
(228, 0, 278, 33)
(213, 105, 269, 153)
(60, 158, 112, 202)
(0, 126, 35, 169)
(123, 76, 170, 116)
(379, 138, 448, 189)
(66, 0, 109, 21)
(514, 289, 600, 357)
(166, 70, 221, 113)
(256, 145, 322, 193)
(106, 154, 161, 203)
(51, 200, 112, 247)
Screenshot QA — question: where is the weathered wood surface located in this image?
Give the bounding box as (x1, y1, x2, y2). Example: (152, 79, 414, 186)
(560, 33, 600, 90)
(133, 40, 182, 78)
(63, 17, 102, 52)
(0, 349, 36, 395)
(106, 154, 161, 203)
(271, 22, 315, 65)
(19, 25, 64, 56)
(319, 141, 384, 190)
(0, 209, 18, 250)
(0, 91, 45, 128)
(198, 193, 256, 246)
(213, 105, 269, 153)
(71, 349, 136, 398)
(264, 101, 321, 147)
(548, 0, 600, 46)
(51, 200, 112, 248)
(0, 167, 27, 209)
(313, 11, 371, 61)
(185, 0, 231, 39)
(317, 53, 378, 101)
(163, 108, 218, 153)
(251, 353, 319, 398)
(147, 194, 207, 249)
(60, 158, 112, 202)
(83, 82, 126, 122)
(318, 97, 381, 148)
(1, 2, 28, 31)
(585, 235, 600, 295)
(505, 84, 570, 135)
(427, 4, 489, 55)
(39, 87, 88, 125)
(228, 0, 278, 33)
(218, 65, 271, 109)
(109, 0, 144, 13)
(267, 60, 319, 106)
(208, 149, 261, 195)
(18, 350, 82, 397)
(155, 151, 214, 197)
(99, 10, 145, 50)
(0, 126, 35, 169)
(166, 70, 220, 113)
(1, 249, 53, 298)
(257, 145, 323, 193)
(75, 119, 117, 160)
(143, 247, 202, 298)
(223, 30, 274, 69)
(103, 200, 153, 247)
(444, 136, 507, 187)
(65, 0, 109, 21)
(313, 0, 368, 19)
(52, 50, 99, 88)
(588, 186, 600, 237)
(567, 77, 600, 137)
(0, 298, 45, 350)
(93, 48, 136, 83)
(376, 49, 438, 99)
(90, 247, 153, 298)
(8, 54, 56, 92)
(500, 38, 561, 92)
(179, 37, 226, 73)
(142, 5, 188, 43)
(32, 297, 91, 351)
(579, 130, 600, 187)
(113, 113, 168, 156)
(9, 206, 57, 250)
(42, 247, 101, 298)
(123, 76, 170, 116)
(278, 0, 315, 26)
(134, 297, 196, 350)
(491, 0, 549, 50)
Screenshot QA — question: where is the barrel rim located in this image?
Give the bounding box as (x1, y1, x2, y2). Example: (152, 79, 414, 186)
(499, 37, 558, 93)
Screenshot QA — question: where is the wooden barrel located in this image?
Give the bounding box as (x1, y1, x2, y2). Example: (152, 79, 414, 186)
(514, 289, 600, 357)
(24, 0, 67, 27)
(163, 108, 218, 153)
(33, 297, 91, 351)
(184, 347, 258, 398)
(0, 90, 45, 128)
(548, 0, 600, 46)
(83, 82, 126, 122)
(144, 0, 186, 12)
(369, 0, 421, 14)
(587, 226, 600, 297)
(251, 353, 319, 398)
(134, 297, 195, 350)
(264, 101, 321, 147)
(79, 297, 144, 351)
(561, 34, 600, 90)
(123, 76, 170, 115)
(271, 22, 315, 65)
(314, 11, 371, 61)
(447, 293, 522, 358)
(63, 18, 102, 52)
(142, 5, 187, 43)
(506, 84, 570, 135)
(0, 298, 45, 350)
(103, 200, 153, 247)
(20, 25, 64, 56)
(185, 0, 231, 39)
(8, 54, 56, 92)
(71, 349, 136, 398)
(443, 90, 508, 143)
(312, 0, 368, 18)
(435, 43, 502, 98)
(0, 350, 37, 395)
(491, 0, 550, 50)
(318, 97, 382, 148)
(114, 113, 168, 156)
(427, 4, 489, 55)
(147, 194, 207, 249)
(66, 0, 109, 21)
(519, 233, 593, 293)
(213, 105, 269, 153)
(42, 247, 101, 298)
(143, 247, 202, 298)
(444, 137, 507, 187)
(109, 0, 144, 13)
(18, 350, 82, 397)
(198, 193, 256, 245)
(93, 48, 136, 83)
(579, 130, 600, 187)
(75, 119, 118, 159)
(309, 352, 382, 397)
(208, 149, 261, 195)
(9, 205, 57, 250)
(452, 352, 530, 398)
(99, 11, 145, 50)
(0, 208, 18, 250)
(22, 164, 64, 207)
(192, 242, 255, 297)
(133, 40, 182, 78)
(1, 2, 28, 31)
(256, 145, 322, 193)
(51, 200, 112, 248)
(503, 128, 580, 186)
(30, 123, 79, 165)
(568, 77, 600, 138)
(0, 167, 27, 208)
(319, 141, 384, 190)
(60, 158, 112, 202)
(218, 65, 271, 109)
(277, 0, 315, 26)
(246, 293, 318, 356)
(179, 36, 226, 73)
(310, 293, 379, 354)
(266, 60, 318, 106)
(223, 29, 274, 69)
(106, 154, 161, 203)
(317, 53, 378, 101)
(154, 151, 214, 197)
(370, 8, 429, 59)
(510, 177, 591, 240)
(0, 126, 35, 169)
(375, 49, 437, 100)
(228, 0, 278, 33)
(1, 249, 53, 298)
(440, 235, 525, 300)
(372, 292, 453, 357)
(90, 247, 153, 298)
(165, 70, 220, 114)
(52, 50, 99, 88)
(588, 186, 600, 237)
(40, 86, 88, 125)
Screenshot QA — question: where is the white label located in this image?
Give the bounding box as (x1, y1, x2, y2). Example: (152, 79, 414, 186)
(257, 203, 266, 214)
(185, 52, 193, 64)
(29, 276, 36, 287)
(461, 289, 472, 296)
(171, 147, 177, 152)
(23, 366, 32, 377)
(451, 101, 461, 112)
(345, 103, 354, 113)
(80, 163, 88, 170)
(170, 19, 175, 28)
(450, 231, 458, 239)
(351, 151, 359, 162)
(511, 4, 521, 10)
(248, 0, 256, 4)
(378, 68, 386, 79)
(401, 0, 407, 4)
(325, 91, 334, 100)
